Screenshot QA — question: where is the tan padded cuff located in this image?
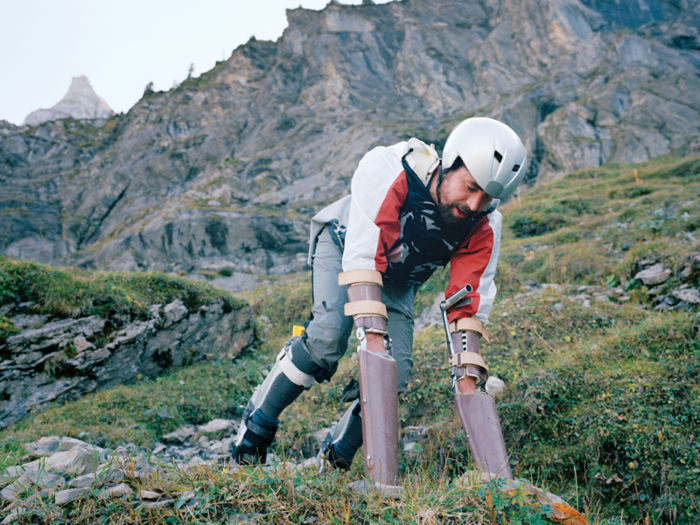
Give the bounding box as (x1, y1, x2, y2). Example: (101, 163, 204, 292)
(449, 317, 490, 342)
(344, 300, 388, 320)
(449, 352, 487, 370)
(338, 269, 383, 287)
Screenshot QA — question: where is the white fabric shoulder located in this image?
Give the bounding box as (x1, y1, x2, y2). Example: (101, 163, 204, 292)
(474, 209, 502, 326)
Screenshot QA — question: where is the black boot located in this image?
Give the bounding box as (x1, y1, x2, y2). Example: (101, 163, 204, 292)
(326, 443, 353, 471)
(231, 410, 279, 465)
(316, 401, 362, 473)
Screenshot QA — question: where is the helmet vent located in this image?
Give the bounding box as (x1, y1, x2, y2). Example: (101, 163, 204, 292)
(494, 150, 503, 163)
(512, 164, 521, 172)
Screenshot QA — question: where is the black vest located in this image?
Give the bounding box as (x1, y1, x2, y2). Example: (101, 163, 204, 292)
(382, 160, 490, 286)
(325, 159, 493, 287)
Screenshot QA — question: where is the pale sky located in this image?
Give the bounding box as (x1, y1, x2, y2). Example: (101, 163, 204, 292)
(0, 0, 392, 126)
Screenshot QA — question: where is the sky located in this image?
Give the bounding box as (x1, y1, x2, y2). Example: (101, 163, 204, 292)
(0, 0, 392, 126)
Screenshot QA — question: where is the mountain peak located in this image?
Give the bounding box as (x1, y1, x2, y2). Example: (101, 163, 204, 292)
(24, 76, 114, 126)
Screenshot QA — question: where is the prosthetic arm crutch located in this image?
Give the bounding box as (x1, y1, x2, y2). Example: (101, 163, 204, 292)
(340, 269, 399, 487)
(441, 285, 512, 479)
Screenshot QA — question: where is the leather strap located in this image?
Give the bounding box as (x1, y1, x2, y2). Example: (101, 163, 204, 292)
(449, 317, 490, 341)
(355, 315, 388, 334)
(344, 300, 388, 320)
(278, 353, 315, 389)
(339, 269, 383, 287)
(449, 351, 487, 370)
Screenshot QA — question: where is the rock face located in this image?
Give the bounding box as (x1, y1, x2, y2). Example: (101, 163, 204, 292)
(0, 298, 255, 429)
(23, 76, 114, 126)
(1, 0, 699, 289)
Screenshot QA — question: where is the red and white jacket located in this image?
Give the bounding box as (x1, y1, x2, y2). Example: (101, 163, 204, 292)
(308, 139, 501, 326)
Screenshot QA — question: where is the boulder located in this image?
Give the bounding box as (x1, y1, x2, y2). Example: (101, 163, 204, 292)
(139, 489, 162, 500)
(197, 419, 236, 439)
(100, 483, 133, 499)
(1, 460, 40, 481)
(634, 263, 672, 286)
(0, 475, 30, 501)
(486, 376, 506, 398)
(162, 425, 196, 444)
(58, 437, 91, 452)
(163, 299, 188, 328)
(24, 468, 64, 489)
(45, 446, 99, 476)
(55, 487, 91, 505)
(672, 287, 700, 304)
(414, 293, 445, 332)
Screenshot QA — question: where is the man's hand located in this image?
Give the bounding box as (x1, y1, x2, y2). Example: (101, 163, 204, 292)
(365, 332, 388, 354)
(457, 375, 477, 394)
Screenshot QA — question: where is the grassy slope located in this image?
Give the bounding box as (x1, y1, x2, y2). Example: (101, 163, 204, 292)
(1, 154, 699, 524)
(0, 260, 243, 345)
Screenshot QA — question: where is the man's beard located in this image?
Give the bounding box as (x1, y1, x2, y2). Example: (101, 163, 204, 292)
(436, 186, 479, 227)
(438, 202, 480, 227)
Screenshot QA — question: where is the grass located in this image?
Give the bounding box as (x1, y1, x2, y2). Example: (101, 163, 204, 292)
(0, 257, 243, 346)
(0, 358, 268, 450)
(0, 460, 516, 524)
(1, 153, 699, 523)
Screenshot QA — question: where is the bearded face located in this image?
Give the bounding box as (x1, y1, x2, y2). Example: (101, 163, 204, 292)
(435, 166, 493, 227)
(436, 195, 481, 226)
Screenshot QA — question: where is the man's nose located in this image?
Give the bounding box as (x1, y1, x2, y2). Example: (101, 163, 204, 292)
(465, 192, 483, 212)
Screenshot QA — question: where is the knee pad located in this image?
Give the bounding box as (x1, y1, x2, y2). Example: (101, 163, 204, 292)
(279, 336, 338, 386)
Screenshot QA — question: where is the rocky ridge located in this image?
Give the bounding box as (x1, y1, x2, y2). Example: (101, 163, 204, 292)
(23, 76, 114, 127)
(0, 297, 255, 430)
(1, 0, 699, 290)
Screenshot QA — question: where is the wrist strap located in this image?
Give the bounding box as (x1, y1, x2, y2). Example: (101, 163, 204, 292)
(449, 317, 490, 341)
(339, 269, 383, 287)
(344, 300, 388, 320)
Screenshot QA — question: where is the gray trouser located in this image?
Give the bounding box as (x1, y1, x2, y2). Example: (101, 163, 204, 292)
(237, 227, 415, 461)
(304, 227, 415, 392)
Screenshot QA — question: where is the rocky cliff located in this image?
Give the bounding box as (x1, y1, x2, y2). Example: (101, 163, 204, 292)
(0, 297, 255, 430)
(23, 76, 114, 127)
(1, 0, 699, 289)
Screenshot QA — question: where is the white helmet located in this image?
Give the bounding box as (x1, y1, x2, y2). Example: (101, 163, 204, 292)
(442, 117, 527, 200)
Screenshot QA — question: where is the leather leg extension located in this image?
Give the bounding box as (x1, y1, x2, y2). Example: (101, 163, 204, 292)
(454, 392, 512, 479)
(358, 348, 399, 486)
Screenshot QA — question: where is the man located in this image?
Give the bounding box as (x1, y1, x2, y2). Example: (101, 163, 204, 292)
(232, 117, 527, 485)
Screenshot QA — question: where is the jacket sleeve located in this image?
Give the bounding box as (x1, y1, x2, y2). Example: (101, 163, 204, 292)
(446, 210, 502, 326)
(342, 146, 409, 274)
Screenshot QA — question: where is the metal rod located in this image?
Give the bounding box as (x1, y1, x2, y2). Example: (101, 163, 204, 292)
(439, 284, 473, 356)
(441, 284, 473, 311)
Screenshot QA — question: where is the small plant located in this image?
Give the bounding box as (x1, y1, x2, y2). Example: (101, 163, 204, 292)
(478, 478, 556, 525)
(0, 314, 20, 347)
(217, 267, 234, 277)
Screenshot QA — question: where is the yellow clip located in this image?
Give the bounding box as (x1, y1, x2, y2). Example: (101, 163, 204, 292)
(292, 325, 306, 337)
